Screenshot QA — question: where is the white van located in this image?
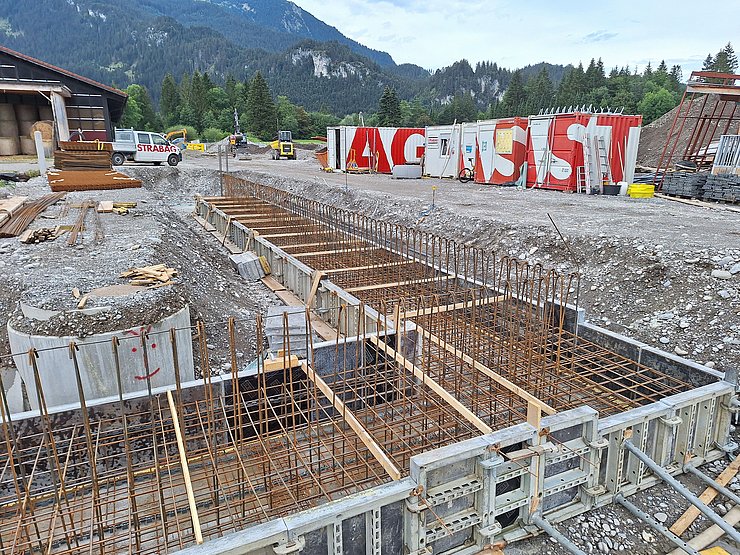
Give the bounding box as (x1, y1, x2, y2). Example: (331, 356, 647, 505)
(112, 128, 182, 166)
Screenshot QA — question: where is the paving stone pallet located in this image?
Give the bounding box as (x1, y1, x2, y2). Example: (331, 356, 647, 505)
(702, 174, 740, 203)
(661, 172, 707, 199)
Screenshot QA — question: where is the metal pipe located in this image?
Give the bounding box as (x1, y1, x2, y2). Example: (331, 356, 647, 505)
(623, 441, 740, 543)
(531, 515, 587, 555)
(685, 465, 740, 506)
(614, 494, 700, 555)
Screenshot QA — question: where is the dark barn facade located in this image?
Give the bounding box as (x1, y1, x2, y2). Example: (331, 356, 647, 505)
(0, 46, 127, 154)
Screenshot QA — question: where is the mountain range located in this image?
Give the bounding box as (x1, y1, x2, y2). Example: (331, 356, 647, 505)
(0, 0, 569, 114)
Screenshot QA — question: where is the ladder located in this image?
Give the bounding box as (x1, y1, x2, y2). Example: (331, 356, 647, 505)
(594, 135, 613, 190)
(580, 135, 593, 194)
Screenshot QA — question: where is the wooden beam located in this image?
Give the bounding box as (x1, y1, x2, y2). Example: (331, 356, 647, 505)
(670, 452, 740, 536)
(302, 362, 401, 480)
(282, 240, 356, 251)
(368, 336, 493, 435)
(667, 505, 740, 555)
(400, 294, 508, 318)
(346, 275, 452, 293)
(258, 231, 313, 239)
(262, 355, 300, 372)
(323, 261, 416, 275)
(294, 247, 378, 258)
(416, 326, 555, 417)
(306, 271, 325, 307)
(166, 390, 204, 544)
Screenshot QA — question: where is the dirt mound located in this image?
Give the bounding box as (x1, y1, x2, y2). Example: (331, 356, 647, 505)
(638, 95, 740, 168)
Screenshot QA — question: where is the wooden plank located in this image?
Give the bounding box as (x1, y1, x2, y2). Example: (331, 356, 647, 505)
(282, 240, 357, 251)
(368, 335, 493, 435)
(302, 361, 401, 480)
(416, 326, 555, 416)
(294, 247, 378, 258)
(667, 505, 740, 555)
(322, 261, 415, 275)
(309, 317, 340, 342)
(305, 271, 325, 308)
(166, 390, 204, 545)
(655, 192, 740, 214)
(96, 201, 114, 213)
(401, 294, 508, 318)
(275, 290, 302, 306)
(346, 275, 452, 293)
(261, 275, 286, 292)
(0, 196, 28, 226)
(670, 452, 740, 536)
(259, 231, 315, 239)
(263, 355, 300, 372)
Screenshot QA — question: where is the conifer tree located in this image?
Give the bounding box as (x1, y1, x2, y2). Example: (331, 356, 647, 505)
(377, 86, 402, 126)
(160, 73, 180, 127)
(246, 72, 277, 140)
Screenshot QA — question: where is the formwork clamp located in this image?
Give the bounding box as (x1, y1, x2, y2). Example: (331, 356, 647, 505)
(658, 415, 683, 428)
(588, 438, 609, 450)
(477, 520, 503, 538)
(273, 536, 305, 554)
(721, 396, 740, 414)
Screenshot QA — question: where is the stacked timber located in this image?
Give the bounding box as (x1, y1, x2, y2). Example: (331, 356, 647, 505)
(54, 150, 113, 170)
(59, 140, 113, 152)
(47, 169, 142, 192)
(0, 192, 65, 237)
(702, 174, 740, 203)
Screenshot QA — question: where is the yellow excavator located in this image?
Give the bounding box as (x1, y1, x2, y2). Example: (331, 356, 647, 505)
(270, 130, 296, 160)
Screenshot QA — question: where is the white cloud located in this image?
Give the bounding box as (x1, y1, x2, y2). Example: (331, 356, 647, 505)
(292, 0, 738, 76)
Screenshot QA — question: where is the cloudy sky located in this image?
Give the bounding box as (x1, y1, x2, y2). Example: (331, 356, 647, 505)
(292, 0, 738, 75)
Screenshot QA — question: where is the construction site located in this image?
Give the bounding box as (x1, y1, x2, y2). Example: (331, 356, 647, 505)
(0, 65, 739, 555)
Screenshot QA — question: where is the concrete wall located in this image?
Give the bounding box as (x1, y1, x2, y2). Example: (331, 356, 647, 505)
(7, 306, 194, 411)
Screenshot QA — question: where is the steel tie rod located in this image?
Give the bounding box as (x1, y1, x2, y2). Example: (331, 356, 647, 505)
(684, 464, 740, 507)
(614, 494, 699, 555)
(622, 441, 740, 543)
(531, 514, 587, 555)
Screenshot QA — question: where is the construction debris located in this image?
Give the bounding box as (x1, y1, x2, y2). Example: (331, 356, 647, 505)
(18, 226, 64, 243)
(119, 264, 178, 287)
(0, 192, 65, 237)
(97, 201, 137, 214)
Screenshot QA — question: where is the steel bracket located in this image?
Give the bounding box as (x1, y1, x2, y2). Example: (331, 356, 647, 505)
(589, 438, 609, 450)
(477, 520, 503, 538)
(659, 416, 683, 427)
(273, 537, 306, 554)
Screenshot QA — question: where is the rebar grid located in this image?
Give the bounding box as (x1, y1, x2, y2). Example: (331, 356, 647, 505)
(409, 289, 691, 417)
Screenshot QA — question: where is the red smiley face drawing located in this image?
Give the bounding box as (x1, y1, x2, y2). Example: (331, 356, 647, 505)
(125, 325, 161, 381)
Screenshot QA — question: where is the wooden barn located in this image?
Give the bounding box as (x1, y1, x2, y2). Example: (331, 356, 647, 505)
(0, 46, 127, 155)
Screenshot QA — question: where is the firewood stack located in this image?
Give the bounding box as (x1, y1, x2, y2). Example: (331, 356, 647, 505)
(119, 265, 178, 287)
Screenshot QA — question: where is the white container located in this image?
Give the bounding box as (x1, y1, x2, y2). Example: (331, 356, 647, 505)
(618, 181, 629, 196)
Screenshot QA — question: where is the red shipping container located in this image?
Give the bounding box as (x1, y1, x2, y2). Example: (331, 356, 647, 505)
(526, 112, 642, 191)
(474, 117, 528, 185)
(326, 126, 425, 174)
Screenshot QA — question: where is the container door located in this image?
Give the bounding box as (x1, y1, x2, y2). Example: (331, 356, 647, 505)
(335, 129, 341, 169)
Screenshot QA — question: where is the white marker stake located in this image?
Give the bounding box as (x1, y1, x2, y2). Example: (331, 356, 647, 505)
(34, 131, 47, 174)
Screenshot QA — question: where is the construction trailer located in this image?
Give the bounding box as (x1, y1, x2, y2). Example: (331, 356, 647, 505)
(0, 46, 127, 154)
(474, 117, 529, 185)
(326, 126, 425, 173)
(423, 122, 477, 178)
(526, 110, 642, 192)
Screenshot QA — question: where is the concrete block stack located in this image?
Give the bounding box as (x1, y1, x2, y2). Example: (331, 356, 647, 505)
(661, 172, 707, 198)
(702, 174, 740, 203)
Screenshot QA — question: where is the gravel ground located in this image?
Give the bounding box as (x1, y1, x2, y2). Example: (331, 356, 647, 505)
(1, 154, 739, 553)
(202, 155, 740, 377)
(0, 164, 279, 371)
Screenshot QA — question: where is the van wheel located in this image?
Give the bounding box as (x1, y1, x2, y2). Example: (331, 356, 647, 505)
(167, 154, 179, 167)
(111, 152, 125, 166)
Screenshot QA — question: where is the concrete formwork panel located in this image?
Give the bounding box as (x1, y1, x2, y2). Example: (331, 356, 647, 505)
(7, 305, 194, 410)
